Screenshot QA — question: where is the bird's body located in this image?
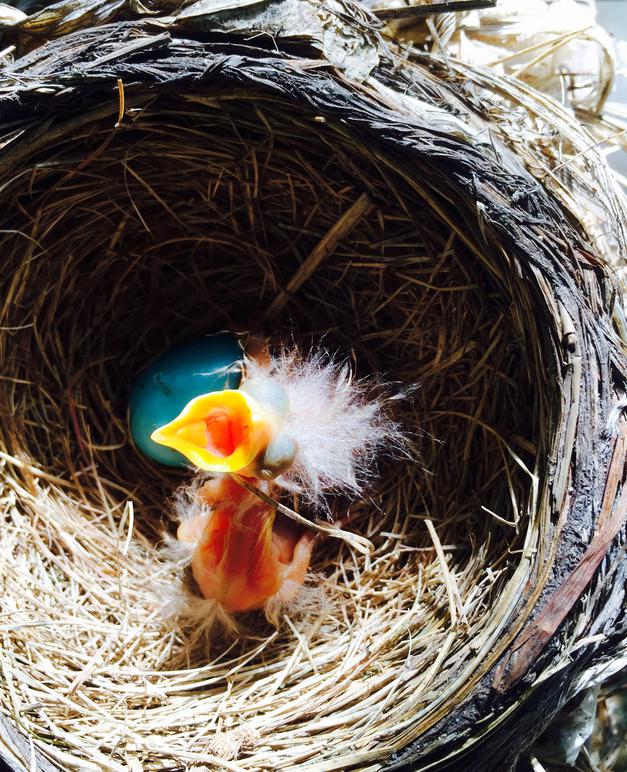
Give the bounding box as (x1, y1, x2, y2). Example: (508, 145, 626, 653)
(178, 476, 315, 612)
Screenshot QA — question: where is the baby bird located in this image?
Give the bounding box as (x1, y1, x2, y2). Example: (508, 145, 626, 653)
(153, 376, 314, 613)
(152, 349, 401, 619)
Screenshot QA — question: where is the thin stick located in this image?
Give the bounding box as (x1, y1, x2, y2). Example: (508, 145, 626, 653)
(493, 425, 627, 691)
(231, 475, 375, 556)
(82, 33, 171, 70)
(425, 519, 459, 627)
(372, 0, 496, 22)
(265, 192, 372, 321)
(115, 78, 125, 128)
(512, 27, 592, 80)
(489, 27, 590, 67)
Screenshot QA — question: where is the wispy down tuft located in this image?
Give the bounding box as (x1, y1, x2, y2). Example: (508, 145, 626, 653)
(243, 349, 409, 510)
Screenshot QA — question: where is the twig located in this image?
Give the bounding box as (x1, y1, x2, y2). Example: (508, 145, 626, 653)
(115, 78, 125, 128)
(82, 32, 171, 70)
(372, 0, 496, 22)
(551, 127, 627, 173)
(231, 475, 375, 556)
(425, 519, 467, 627)
(493, 423, 627, 691)
(511, 27, 592, 80)
(264, 192, 372, 321)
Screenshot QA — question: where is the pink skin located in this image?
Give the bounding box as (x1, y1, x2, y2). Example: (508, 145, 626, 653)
(177, 476, 316, 613)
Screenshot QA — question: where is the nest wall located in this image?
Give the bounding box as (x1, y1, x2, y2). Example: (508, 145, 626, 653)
(0, 19, 624, 772)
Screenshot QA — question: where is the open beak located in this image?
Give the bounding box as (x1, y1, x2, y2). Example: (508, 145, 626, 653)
(150, 390, 274, 473)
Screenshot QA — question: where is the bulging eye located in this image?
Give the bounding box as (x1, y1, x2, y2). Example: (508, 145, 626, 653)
(242, 377, 290, 418)
(258, 433, 297, 480)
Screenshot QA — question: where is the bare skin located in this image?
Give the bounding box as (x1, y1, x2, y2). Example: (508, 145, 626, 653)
(177, 476, 316, 613)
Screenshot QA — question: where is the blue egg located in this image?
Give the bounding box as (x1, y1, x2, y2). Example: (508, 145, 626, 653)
(129, 333, 243, 466)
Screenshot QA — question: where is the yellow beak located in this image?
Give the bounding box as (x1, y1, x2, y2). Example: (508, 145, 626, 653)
(150, 390, 274, 473)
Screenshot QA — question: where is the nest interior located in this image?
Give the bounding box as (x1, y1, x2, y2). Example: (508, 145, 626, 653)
(0, 88, 544, 769)
(0, 28, 622, 772)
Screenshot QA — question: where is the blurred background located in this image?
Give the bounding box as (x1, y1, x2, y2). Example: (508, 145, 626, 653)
(598, 0, 627, 175)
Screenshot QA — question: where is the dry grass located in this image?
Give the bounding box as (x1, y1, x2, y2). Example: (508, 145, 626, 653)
(371, 1, 627, 282)
(0, 94, 542, 769)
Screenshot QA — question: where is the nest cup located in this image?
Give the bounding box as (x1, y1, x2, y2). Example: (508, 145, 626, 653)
(0, 15, 625, 772)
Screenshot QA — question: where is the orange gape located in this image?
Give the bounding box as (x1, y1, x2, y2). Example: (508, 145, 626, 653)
(178, 477, 315, 612)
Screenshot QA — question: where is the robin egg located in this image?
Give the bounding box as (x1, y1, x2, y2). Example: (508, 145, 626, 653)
(128, 333, 242, 466)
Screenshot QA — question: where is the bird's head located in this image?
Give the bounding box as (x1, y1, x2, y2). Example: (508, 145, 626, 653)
(150, 378, 296, 480)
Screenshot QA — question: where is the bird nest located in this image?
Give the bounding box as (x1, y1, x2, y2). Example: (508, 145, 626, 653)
(0, 13, 625, 772)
